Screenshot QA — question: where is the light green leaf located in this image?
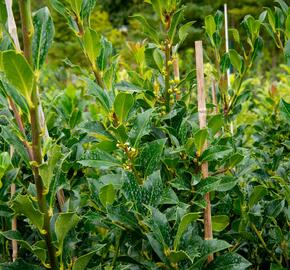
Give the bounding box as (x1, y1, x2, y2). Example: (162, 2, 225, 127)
(205, 15, 216, 43)
(72, 248, 104, 270)
(153, 48, 164, 72)
(131, 15, 159, 44)
(279, 98, 290, 120)
(2, 50, 34, 105)
(136, 139, 166, 177)
(168, 8, 185, 43)
(78, 159, 121, 170)
(212, 215, 229, 232)
(179, 21, 194, 45)
(99, 184, 115, 207)
(0, 152, 11, 188)
(69, 0, 82, 15)
(249, 185, 268, 208)
(114, 92, 134, 123)
(39, 144, 62, 191)
(193, 128, 208, 155)
(229, 49, 243, 74)
(208, 114, 223, 135)
(129, 109, 153, 147)
(227, 153, 244, 168)
(83, 28, 101, 67)
(174, 212, 200, 250)
(32, 7, 55, 70)
(11, 194, 44, 231)
(55, 212, 80, 252)
(208, 253, 251, 270)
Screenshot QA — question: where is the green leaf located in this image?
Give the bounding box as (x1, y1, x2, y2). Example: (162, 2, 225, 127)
(174, 212, 200, 250)
(284, 39, 290, 66)
(179, 21, 194, 45)
(55, 212, 80, 252)
(190, 238, 232, 268)
(50, 0, 67, 16)
(270, 263, 288, 270)
(83, 28, 101, 67)
(216, 176, 238, 192)
(131, 15, 159, 44)
(32, 7, 55, 70)
(249, 185, 268, 208)
(229, 49, 243, 74)
(274, 0, 289, 15)
(114, 92, 134, 123)
(11, 194, 44, 231)
(0, 259, 44, 270)
(129, 109, 153, 147)
(136, 139, 166, 177)
(168, 250, 192, 263)
(99, 184, 116, 207)
(168, 8, 185, 43)
(142, 170, 163, 206)
(201, 146, 232, 162)
(286, 15, 290, 38)
(86, 78, 112, 112)
(208, 114, 223, 135)
(212, 215, 229, 232)
(69, 0, 82, 15)
(227, 153, 244, 168)
(208, 253, 251, 270)
(266, 199, 285, 218)
(72, 248, 104, 270)
(205, 15, 216, 44)
(279, 99, 290, 120)
(146, 0, 164, 22)
(193, 128, 208, 155)
(0, 152, 11, 188)
(2, 51, 34, 105)
(153, 48, 164, 72)
(78, 159, 121, 170)
(39, 144, 62, 191)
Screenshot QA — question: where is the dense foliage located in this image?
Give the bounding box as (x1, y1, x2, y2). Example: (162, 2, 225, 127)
(0, 0, 289, 269)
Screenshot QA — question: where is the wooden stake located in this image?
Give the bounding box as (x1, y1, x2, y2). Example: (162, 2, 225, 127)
(195, 41, 213, 263)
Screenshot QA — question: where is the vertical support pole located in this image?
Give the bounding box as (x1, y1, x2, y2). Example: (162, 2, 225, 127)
(195, 41, 213, 263)
(173, 55, 180, 100)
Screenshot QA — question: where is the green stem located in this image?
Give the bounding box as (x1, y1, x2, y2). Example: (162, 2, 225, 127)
(164, 40, 171, 111)
(251, 223, 282, 266)
(18, 1, 57, 268)
(18, 0, 33, 64)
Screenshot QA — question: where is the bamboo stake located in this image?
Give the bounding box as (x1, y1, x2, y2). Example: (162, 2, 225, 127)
(195, 41, 213, 263)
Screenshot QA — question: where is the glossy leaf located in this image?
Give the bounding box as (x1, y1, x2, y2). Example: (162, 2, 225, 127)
(212, 215, 229, 232)
(11, 194, 44, 231)
(136, 139, 166, 177)
(83, 28, 101, 67)
(129, 109, 153, 147)
(32, 7, 55, 70)
(2, 50, 34, 105)
(249, 185, 268, 208)
(114, 92, 134, 123)
(131, 15, 159, 44)
(55, 212, 80, 252)
(193, 128, 208, 155)
(279, 98, 290, 120)
(208, 253, 251, 270)
(229, 49, 243, 74)
(174, 212, 200, 250)
(99, 184, 116, 207)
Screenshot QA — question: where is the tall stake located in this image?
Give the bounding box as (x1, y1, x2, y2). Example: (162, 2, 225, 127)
(195, 41, 213, 263)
